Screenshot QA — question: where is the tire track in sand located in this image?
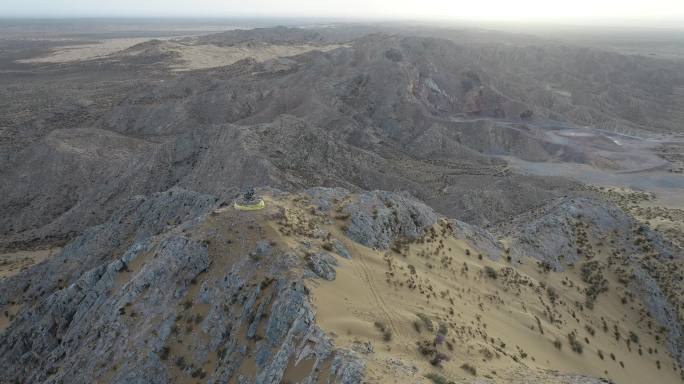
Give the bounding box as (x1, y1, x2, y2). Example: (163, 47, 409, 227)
(354, 250, 402, 336)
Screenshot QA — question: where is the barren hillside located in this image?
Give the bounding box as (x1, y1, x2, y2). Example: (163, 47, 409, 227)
(1, 24, 683, 384)
(1, 189, 681, 383)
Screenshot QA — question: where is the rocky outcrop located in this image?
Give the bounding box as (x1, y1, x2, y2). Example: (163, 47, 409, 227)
(344, 190, 438, 249)
(0, 188, 367, 383)
(498, 197, 634, 269)
(0, 187, 218, 310)
(631, 266, 684, 367)
(35, 237, 202, 383)
(449, 219, 503, 260)
(305, 187, 351, 212)
(1, 187, 681, 382)
(498, 196, 684, 367)
(306, 252, 338, 280)
(330, 239, 352, 259)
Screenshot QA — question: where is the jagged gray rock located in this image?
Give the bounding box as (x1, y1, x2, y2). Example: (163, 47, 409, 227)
(0, 188, 367, 384)
(344, 190, 438, 249)
(330, 239, 352, 259)
(497, 196, 684, 367)
(0, 234, 209, 383)
(305, 187, 351, 212)
(498, 197, 633, 269)
(631, 266, 684, 367)
(330, 350, 366, 384)
(306, 252, 338, 281)
(0, 187, 218, 311)
(449, 219, 503, 260)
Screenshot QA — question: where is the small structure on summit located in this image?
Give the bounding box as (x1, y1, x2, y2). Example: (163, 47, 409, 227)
(233, 186, 265, 211)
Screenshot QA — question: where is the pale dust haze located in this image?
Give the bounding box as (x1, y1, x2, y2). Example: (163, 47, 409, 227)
(4, 0, 684, 26)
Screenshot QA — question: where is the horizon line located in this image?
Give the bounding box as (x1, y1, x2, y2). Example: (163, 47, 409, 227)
(2, 15, 684, 30)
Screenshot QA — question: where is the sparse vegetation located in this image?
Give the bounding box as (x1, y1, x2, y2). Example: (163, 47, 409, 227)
(425, 373, 454, 384)
(568, 332, 583, 354)
(460, 363, 477, 376)
(585, 324, 595, 336)
(417, 313, 434, 332)
(546, 286, 558, 304)
(580, 261, 609, 308)
(159, 346, 170, 360)
(374, 321, 393, 342)
(553, 338, 562, 350)
(174, 356, 187, 370)
(3, 22, 684, 384)
(191, 367, 207, 378)
(483, 266, 498, 279)
(430, 352, 449, 367)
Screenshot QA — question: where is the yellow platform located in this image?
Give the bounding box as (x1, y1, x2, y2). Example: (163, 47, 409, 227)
(233, 199, 265, 211)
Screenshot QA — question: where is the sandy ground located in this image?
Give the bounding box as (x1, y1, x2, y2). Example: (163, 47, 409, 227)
(6, 194, 677, 382)
(17, 37, 346, 71)
(0, 247, 60, 331)
(0, 248, 59, 280)
(174, 194, 680, 383)
(307, 218, 682, 384)
(17, 38, 162, 63)
(166, 42, 345, 71)
(584, 186, 684, 248)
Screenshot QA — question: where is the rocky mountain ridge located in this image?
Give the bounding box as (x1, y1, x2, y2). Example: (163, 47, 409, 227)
(1, 187, 682, 383)
(1, 25, 683, 384)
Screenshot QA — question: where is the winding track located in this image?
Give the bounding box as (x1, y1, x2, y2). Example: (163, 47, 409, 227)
(353, 250, 402, 336)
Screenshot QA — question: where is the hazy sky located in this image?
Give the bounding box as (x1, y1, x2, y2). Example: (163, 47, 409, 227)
(3, 0, 684, 25)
